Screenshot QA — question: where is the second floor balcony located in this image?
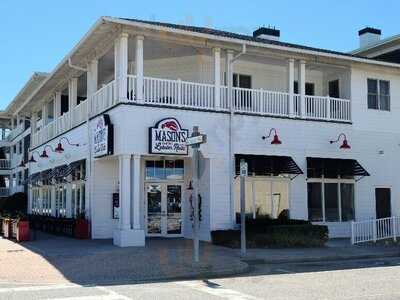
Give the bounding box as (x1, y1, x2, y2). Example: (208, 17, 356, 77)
(30, 33, 352, 149)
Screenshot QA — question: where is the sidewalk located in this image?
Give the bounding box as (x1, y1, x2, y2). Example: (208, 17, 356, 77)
(239, 239, 400, 264)
(1, 234, 399, 285)
(0, 234, 248, 285)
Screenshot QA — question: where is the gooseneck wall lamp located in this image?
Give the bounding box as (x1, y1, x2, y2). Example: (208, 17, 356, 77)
(40, 145, 56, 159)
(55, 137, 80, 153)
(262, 128, 282, 145)
(28, 150, 43, 163)
(330, 133, 351, 149)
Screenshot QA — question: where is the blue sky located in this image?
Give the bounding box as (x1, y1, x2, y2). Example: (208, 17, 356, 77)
(1, 0, 399, 110)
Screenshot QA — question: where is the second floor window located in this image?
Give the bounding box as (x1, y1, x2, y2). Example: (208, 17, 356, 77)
(368, 79, 390, 111)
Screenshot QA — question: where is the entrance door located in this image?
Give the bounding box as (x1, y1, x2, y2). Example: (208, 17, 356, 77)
(145, 183, 183, 237)
(375, 188, 391, 219)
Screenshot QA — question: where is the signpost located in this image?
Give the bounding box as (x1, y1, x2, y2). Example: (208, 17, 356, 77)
(240, 159, 248, 257)
(187, 126, 207, 263)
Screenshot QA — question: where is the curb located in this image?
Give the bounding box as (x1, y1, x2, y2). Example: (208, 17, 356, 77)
(241, 252, 400, 265)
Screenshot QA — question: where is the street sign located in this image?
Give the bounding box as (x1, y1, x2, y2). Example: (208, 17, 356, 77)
(240, 160, 248, 177)
(186, 134, 207, 146)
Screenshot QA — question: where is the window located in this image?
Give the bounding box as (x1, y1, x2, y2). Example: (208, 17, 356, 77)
(235, 177, 289, 220)
(307, 178, 355, 222)
(368, 79, 390, 111)
(18, 141, 22, 155)
(145, 160, 184, 181)
(294, 81, 315, 95)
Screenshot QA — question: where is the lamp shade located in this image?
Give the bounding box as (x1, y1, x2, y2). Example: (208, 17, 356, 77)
(271, 134, 282, 145)
(340, 139, 351, 149)
(40, 150, 49, 158)
(55, 143, 64, 153)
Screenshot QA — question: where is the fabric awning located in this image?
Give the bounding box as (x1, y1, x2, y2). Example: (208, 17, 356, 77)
(235, 154, 303, 176)
(306, 157, 370, 178)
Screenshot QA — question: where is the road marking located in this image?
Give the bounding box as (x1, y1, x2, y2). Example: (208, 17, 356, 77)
(177, 280, 262, 300)
(0, 283, 79, 293)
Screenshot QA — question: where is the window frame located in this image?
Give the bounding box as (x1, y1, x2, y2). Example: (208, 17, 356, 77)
(307, 176, 355, 222)
(367, 78, 390, 111)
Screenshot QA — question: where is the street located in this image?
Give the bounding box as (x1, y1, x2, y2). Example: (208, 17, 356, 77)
(1, 257, 400, 300)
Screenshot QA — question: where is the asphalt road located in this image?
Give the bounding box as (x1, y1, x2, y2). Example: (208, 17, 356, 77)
(2, 257, 400, 300)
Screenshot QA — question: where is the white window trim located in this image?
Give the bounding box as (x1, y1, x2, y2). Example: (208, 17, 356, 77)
(367, 78, 390, 111)
(308, 176, 355, 222)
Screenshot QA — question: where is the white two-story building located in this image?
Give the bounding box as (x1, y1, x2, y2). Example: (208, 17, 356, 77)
(4, 18, 400, 246)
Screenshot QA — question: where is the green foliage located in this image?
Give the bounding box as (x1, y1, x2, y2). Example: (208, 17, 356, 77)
(0, 192, 27, 217)
(211, 224, 329, 248)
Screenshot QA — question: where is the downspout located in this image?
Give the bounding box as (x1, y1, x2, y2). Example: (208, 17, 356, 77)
(228, 44, 246, 226)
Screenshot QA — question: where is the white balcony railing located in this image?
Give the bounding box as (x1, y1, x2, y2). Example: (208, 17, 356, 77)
(0, 159, 10, 169)
(32, 75, 352, 148)
(351, 216, 400, 244)
(7, 123, 25, 141)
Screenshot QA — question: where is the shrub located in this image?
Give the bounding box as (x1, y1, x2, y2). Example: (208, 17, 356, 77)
(211, 224, 328, 248)
(0, 192, 27, 216)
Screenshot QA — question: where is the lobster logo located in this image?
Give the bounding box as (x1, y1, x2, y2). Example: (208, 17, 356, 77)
(161, 121, 178, 131)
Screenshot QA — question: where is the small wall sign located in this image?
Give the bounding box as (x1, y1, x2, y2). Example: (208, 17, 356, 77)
(93, 114, 114, 158)
(149, 118, 189, 155)
(112, 192, 120, 219)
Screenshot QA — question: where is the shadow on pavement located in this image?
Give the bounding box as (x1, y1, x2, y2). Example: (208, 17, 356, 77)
(1, 231, 399, 287)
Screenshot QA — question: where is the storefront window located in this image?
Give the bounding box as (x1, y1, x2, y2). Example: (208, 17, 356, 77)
(235, 177, 289, 220)
(324, 183, 339, 222)
(307, 183, 323, 222)
(307, 179, 355, 222)
(146, 160, 184, 180)
(341, 183, 355, 221)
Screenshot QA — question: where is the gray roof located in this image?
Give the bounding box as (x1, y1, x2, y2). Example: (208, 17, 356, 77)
(122, 18, 363, 59)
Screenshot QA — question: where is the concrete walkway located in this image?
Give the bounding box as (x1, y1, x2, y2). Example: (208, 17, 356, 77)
(0, 233, 247, 285)
(1, 234, 399, 285)
(240, 239, 400, 264)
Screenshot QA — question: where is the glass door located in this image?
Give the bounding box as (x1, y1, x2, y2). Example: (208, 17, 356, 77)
(166, 184, 182, 236)
(145, 183, 183, 237)
(146, 184, 163, 235)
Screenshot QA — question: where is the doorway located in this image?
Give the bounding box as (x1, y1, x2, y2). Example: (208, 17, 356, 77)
(375, 188, 391, 219)
(145, 182, 184, 237)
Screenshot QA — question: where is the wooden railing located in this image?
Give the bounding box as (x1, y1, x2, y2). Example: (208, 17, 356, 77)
(351, 216, 400, 244)
(32, 75, 352, 148)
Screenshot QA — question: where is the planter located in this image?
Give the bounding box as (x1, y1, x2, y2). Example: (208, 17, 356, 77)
(75, 219, 90, 239)
(16, 221, 30, 242)
(2, 219, 11, 238)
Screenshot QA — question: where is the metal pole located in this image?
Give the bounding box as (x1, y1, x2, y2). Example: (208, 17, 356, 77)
(192, 126, 200, 263)
(240, 159, 246, 256)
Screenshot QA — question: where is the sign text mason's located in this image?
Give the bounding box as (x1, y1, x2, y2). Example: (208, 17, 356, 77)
(149, 118, 189, 155)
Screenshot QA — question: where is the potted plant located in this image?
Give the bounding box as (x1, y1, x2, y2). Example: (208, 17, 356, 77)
(15, 213, 30, 242)
(75, 212, 90, 239)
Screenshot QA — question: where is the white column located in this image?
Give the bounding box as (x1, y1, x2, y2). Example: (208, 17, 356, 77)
(299, 60, 306, 118)
(114, 37, 120, 100)
(132, 154, 141, 230)
(113, 154, 145, 247)
(214, 47, 221, 109)
(226, 50, 234, 108)
(51, 186, 56, 217)
(119, 33, 129, 101)
(135, 35, 144, 103)
(87, 59, 98, 97)
(66, 177, 72, 218)
(42, 102, 48, 126)
(288, 58, 295, 117)
(68, 77, 78, 111)
(54, 92, 61, 118)
(119, 154, 131, 230)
